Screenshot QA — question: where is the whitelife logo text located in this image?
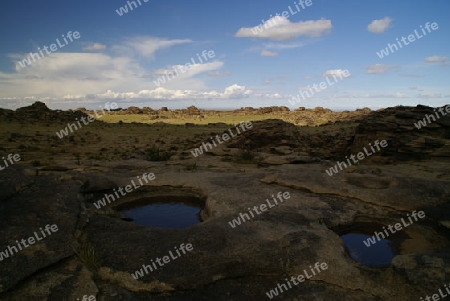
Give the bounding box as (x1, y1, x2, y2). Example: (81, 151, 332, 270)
(325, 140, 388, 176)
(191, 121, 253, 157)
(56, 102, 118, 139)
(93, 172, 156, 209)
(363, 211, 425, 247)
(131, 243, 193, 280)
(18, 31, 81, 68)
(228, 192, 291, 228)
(0, 224, 58, 261)
(376, 22, 438, 58)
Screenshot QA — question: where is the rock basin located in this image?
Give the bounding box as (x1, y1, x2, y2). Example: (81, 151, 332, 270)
(115, 196, 203, 229)
(336, 222, 409, 268)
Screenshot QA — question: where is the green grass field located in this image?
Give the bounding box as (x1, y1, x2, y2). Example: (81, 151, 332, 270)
(97, 112, 291, 125)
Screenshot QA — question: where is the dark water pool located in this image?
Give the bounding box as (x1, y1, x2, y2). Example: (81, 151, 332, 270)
(340, 233, 395, 267)
(116, 196, 202, 229)
(336, 222, 408, 268)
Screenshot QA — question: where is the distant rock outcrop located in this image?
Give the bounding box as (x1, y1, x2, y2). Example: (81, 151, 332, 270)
(256, 106, 290, 114)
(127, 106, 142, 114)
(1, 101, 91, 123)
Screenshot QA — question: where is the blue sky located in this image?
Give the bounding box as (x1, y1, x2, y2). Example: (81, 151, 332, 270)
(0, 0, 449, 110)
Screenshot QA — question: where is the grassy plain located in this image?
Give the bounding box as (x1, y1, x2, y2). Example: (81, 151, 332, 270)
(98, 111, 291, 125)
(0, 110, 358, 168)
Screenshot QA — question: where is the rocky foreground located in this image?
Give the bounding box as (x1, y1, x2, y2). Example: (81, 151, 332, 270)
(0, 103, 450, 300)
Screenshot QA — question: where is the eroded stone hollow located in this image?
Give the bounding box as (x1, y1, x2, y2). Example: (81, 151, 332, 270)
(334, 222, 409, 268)
(111, 186, 208, 229)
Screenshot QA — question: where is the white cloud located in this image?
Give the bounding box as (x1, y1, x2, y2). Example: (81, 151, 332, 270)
(262, 41, 310, 50)
(207, 71, 231, 77)
(418, 93, 443, 99)
(235, 17, 332, 41)
(261, 50, 278, 57)
(82, 43, 106, 51)
(332, 92, 353, 98)
(0, 84, 283, 109)
(74, 84, 253, 101)
(150, 61, 224, 80)
(330, 92, 409, 99)
(322, 69, 350, 78)
(0, 71, 15, 79)
(2, 52, 145, 99)
(367, 17, 392, 34)
(254, 93, 283, 99)
(425, 56, 449, 66)
(366, 64, 399, 74)
(113, 37, 192, 58)
(224, 84, 252, 97)
(1, 36, 223, 101)
(357, 92, 408, 98)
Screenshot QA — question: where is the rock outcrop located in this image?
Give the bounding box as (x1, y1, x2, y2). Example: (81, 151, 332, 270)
(3, 101, 91, 123)
(352, 105, 450, 161)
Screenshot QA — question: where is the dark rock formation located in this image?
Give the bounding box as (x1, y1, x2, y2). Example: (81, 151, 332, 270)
(0, 166, 82, 293)
(227, 119, 301, 150)
(126, 106, 142, 114)
(3, 101, 92, 123)
(352, 105, 450, 161)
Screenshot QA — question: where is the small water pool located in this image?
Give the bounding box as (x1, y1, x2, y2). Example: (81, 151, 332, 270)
(116, 196, 203, 229)
(340, 233, 395, 267)
(336, 222, 408, 268)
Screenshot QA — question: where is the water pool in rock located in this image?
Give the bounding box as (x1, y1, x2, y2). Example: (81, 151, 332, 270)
(116, 196, 202, 229)
(340, 233, 395, 267)
(336, 222, 408, 268)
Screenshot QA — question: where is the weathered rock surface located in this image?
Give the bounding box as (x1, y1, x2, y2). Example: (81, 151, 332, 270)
(0, 166, 82, 293)
(1, 156, 450, 300)
(1, 103, 450, 300)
